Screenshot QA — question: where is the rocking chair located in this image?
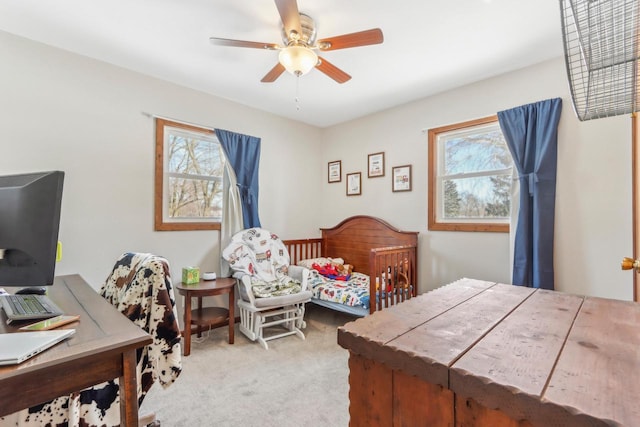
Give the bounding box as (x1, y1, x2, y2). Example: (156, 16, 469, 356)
(223, 228, 312, 349)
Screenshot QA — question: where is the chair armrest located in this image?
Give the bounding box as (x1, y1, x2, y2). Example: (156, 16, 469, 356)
(236, 274, 256, 306)
(288, 265, 310, 291)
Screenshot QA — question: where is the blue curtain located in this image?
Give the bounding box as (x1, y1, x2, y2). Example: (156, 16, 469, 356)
(216, 128, 262, 228)
(497, 98, 562, 290)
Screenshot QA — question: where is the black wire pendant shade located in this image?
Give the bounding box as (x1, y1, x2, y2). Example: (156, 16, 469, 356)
(560, 0, 640, 121)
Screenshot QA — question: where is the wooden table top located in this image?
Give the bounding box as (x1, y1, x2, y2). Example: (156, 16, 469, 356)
(337, 278, 640, 427)
(176, 277, 235, 293)
(0, 274, 151, 356)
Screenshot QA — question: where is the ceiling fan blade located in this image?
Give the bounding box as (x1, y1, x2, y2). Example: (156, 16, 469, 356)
(261, 63, 286, 83)
(317, 28, 384, 51)
(275, 0, 302, 40)
(209, 37, 279, 50)
(315, 57, 351, 84)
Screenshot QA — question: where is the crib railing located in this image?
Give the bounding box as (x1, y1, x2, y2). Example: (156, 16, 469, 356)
(282, 238, 418, 315)
(369, 245, 417, 313)
(284, 238, 323, 266)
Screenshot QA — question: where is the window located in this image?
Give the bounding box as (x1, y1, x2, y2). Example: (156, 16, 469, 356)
(428, 115, 513, 232)
(154, 118, 225, 231)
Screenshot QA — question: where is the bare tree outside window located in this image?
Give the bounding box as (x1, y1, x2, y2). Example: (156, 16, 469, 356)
(155, 118, 225, 231)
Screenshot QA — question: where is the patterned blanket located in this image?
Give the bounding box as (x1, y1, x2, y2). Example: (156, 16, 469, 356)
(308, 271, 370, 310)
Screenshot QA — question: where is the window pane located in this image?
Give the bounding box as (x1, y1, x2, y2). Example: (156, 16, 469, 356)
(443, 126, 511, 175)
(428, 115, 512, 232)
(168, 132, 223, 177)
(155, 118, 224, 231)
(442, 174, 511, 220)
(168, 177, 222, 219)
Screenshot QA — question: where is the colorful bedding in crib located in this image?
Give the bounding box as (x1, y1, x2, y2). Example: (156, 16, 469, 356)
(307, 270, 371, 310)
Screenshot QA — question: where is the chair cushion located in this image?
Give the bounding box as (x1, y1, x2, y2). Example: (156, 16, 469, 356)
(253, 290, 313, 308)
(251, 277, 302, 298)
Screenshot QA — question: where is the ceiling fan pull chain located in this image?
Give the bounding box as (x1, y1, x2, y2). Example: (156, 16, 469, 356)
(295, 74, 301, 111)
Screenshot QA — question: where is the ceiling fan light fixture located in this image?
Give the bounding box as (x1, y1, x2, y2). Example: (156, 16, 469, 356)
(279, 45, 318, 76)
(209, 1, 384, 84)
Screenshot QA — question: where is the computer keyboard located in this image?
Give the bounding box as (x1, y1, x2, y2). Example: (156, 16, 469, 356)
(7, 294, 56, 315)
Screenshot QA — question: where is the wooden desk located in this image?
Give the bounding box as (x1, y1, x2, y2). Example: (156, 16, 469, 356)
(0, 275, 152, 426)
(338, 278, 640, 427)
(176, 277, 235, 356)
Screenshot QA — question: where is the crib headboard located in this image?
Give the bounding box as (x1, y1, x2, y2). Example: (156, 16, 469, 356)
(321, 215, 418, 273)
(283, 216, 420, 313)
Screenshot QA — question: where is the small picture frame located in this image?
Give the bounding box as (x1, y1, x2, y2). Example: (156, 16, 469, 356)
(346, 172, 362, 196)
(392, 165, 412, 192)
(328, 160, 342, 183)
(368, 152, 385, 178)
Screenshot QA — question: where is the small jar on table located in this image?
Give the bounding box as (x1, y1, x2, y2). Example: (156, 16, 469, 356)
(176, 277, 236, 356)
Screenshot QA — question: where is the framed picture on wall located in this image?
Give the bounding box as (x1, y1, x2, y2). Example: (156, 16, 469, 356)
(346, 172, 362, 196)
(328, 160, 342, 183)
(368, 152, 385, 178)
(392, 165, 412, 192)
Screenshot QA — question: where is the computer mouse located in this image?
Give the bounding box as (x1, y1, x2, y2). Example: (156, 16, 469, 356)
(15, 287, 47, 295)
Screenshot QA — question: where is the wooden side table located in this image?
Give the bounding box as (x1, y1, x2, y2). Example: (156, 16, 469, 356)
(176, 277, 235, 356)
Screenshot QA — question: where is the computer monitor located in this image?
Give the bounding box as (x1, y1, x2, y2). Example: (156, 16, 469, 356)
(0, 171, 64, 287)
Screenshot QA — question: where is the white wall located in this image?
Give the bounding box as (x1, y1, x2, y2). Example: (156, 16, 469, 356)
(321, 58, 633, 300)
(0, 30, 323, 290)
(1, 30, 633, 302)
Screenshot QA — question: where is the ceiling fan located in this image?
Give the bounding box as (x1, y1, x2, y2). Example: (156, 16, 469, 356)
(209, 0, 384, 84)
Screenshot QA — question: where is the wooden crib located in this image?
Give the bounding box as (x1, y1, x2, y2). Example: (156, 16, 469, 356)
(283, 215, 418, 315)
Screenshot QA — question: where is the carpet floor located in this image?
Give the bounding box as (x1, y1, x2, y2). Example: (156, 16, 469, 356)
(142, 304, 356, 426)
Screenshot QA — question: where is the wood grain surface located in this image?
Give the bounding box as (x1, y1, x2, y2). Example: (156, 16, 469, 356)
(339, 279, 640, 426)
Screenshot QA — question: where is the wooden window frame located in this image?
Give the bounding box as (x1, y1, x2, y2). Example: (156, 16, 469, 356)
(154, 118, 222, 231)
(428, 115, 511, 233)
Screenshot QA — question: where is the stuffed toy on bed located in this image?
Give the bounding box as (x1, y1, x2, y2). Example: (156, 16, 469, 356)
(311, 260, 353, 281)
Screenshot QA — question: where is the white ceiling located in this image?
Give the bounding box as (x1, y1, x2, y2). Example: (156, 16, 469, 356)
(0, 0, 564, 128)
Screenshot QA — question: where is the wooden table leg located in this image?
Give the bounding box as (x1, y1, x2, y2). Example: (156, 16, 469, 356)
(196, 296, 203, 338)
(120, 349, 140, 427)
(183, 293, 192, 356)
(228, 286, 234, 344)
